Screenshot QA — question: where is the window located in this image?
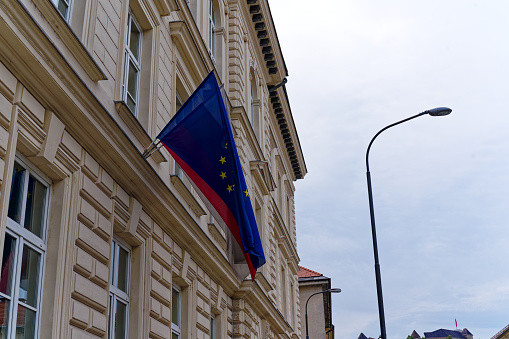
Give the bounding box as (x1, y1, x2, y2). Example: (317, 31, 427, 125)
(281, 267, 287, 318)
(208, 0, 216, 63)
(123, 12, 143, 116)
(210, 315, 216, 339)
(51, 0, 73, 22)
(171, 286, 181, 339)
(0, 160, 49, 338)
(108, 240, 131, 339)
(250, 82, 254, 124)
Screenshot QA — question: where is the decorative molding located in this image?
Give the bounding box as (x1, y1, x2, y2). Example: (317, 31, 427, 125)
(152, 0, 179, 16)
(170, 174, 206, 217)
(33, 0, 107, 82)
(250, 160, 275, 195)
(208, 223, 227, 251)
(114, 101, 166, 163)
(169, 20, 210, 86)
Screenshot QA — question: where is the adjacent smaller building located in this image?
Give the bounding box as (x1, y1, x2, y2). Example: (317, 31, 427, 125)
(298, 266, 337, 339)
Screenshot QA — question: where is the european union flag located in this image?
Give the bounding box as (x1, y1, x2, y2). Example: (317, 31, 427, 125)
(157, 71, 265, 280)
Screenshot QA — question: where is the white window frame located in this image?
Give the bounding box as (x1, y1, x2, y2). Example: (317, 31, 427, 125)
(51, 0, 73, 22)
(1, 158, 50, 339)
(171, 285, 181, 338)
(108, 239, 131, 339)
(208, 0, 216, 63)
(123, 11, 143, 117)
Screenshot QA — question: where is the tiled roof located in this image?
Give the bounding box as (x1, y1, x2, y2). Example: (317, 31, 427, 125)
(491, 324, 509, 339)
(424, 329, 465, 338)
(298, 265, 323, 278)
(411, 330, 421, 338)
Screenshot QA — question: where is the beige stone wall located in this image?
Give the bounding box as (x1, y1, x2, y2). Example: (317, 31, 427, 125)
(0, 0, 304, 338)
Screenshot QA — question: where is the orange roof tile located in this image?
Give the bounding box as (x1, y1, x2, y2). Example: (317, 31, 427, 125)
(298, 265, 323, 278)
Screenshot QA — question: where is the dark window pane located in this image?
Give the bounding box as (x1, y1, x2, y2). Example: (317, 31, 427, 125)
(57, 1, 69, 19)
(15, 305, 36, 339)
(110, 245, 115, 285)
(129, 22, 141, 61)
(127, 61, 138, 99)
(0, 298, 10, 338)
(127, 96, 136, 114)
(8, 163, 25, 223)
(117, 247, 129, 293)
(0, 234, 16, 295)
(172, 289, 179, 326)
(18, 246, 40, 308)
(114, 300, 127, 339)
(23, 176, 46, 238)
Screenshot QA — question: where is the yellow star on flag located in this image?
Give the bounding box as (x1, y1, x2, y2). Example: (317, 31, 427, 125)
(244, 189, 249, 197)
(219, 156, 226, 164)
(220, 172, 227, 180)
(227, 184, 235, 193)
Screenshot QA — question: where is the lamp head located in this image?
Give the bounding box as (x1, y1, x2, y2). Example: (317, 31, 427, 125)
(426, 107, 452, 116)
(328, 288, 342, 293)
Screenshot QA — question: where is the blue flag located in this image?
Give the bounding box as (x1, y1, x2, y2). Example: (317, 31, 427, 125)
(157, 71, 265, 280)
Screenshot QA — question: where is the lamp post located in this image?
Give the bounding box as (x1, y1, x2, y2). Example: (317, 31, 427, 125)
(305, 288, 341, 339)
(365, 107, 452, 339)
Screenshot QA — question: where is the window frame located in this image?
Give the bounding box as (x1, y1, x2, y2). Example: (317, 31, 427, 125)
(208, 0, 216, 63)
(51, 0, 74, 23)
(171, 285, 181, 339)
(123, 11, 143, 117)
(108, 239, 131, 339)
(1, 158, 50, 339)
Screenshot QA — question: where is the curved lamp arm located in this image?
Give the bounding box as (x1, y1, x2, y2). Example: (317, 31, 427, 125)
(305, 288, 341, 339)
(365, 107, 451, 339)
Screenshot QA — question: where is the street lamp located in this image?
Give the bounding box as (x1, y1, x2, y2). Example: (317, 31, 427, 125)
(305, 288, 341, 339)
(365, 107, 452, 339)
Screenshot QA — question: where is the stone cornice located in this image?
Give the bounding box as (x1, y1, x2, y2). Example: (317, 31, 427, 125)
(239, 0, 306, 181)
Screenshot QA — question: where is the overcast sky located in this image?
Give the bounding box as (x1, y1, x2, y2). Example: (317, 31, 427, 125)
(269, 1, 509, 338)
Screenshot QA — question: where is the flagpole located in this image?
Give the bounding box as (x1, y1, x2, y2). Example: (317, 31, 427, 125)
(142, 139, 162, 159)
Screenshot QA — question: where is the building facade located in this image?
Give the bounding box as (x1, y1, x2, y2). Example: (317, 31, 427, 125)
(298, 266, 336, 339)
(0, 0, 306, 338)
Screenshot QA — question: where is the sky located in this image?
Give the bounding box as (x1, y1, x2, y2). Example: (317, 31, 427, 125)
(269, 1, 509, 338)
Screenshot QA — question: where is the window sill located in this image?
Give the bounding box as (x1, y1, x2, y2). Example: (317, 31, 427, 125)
(114, 101, 166, 164)
(208, 222, 226, 251)
(170, 175, 206, 217)
(35, 0, 107, 82)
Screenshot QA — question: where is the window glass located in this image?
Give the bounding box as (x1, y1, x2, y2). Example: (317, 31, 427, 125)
(23, 176, 46, 238)
(172, 287, 180, 326)
(51, 0, 72, 22)
(129, 24, 141, 61)
(209, 1, 216, 61)
(16, 305, 37, 338)
(117, 246, 129, 293)
(114, 300, 127, 339)
(0, 297, 9, 338)
(18, 246, 41, 308)
(8, 163, 25, 224)
(0, 234, 16, 296)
